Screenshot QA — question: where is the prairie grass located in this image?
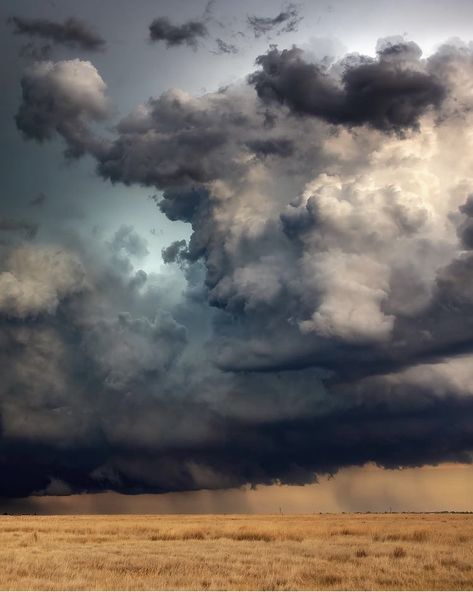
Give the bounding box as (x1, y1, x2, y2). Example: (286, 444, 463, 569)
(0, 513, 471, 590)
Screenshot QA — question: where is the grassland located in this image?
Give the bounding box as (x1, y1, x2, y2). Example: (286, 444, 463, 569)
(0, 513, 472, 590)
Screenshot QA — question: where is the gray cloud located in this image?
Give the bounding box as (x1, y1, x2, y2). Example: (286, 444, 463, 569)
(149, 17, 208, 49)
(82, 311, 187, 391)
(213, 38, 238, 55)
(95, 88, 247, 188)
(247, 3, 302, 38)
(162, 239, 187, 264)
(109, 224, 149, 259)
(15, 59, 110, 158)
(249, 44, 446, 133)
(0, 245, 86, 319)
(8, 16, 105, 51)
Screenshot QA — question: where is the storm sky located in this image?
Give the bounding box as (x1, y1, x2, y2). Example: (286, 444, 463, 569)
(1, 0, 473, 511)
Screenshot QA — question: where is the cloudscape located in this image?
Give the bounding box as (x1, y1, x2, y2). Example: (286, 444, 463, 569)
(1, 0, 473, 511)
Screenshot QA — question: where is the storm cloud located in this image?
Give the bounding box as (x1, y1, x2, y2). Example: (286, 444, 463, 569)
(5, 36, 473, 498)
(249, 43, 446, 132)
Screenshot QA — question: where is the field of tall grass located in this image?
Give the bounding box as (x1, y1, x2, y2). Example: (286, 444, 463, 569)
(0, 513, 471, 590)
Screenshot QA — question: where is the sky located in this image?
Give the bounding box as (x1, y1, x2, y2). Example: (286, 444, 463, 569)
(1, 0, 473, 512)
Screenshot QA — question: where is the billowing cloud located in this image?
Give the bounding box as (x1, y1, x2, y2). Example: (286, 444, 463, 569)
(7, 38, 473, 498)
(8, 16, 105, 51)
(0, 245, 86, 318)
(249, 44, 446, 132)
(16, 59, 110, 158)
(110, 225, 149, 259)
(162, 239, 187, 264)
(82, 311, 187, 390)
(149, 17, 208, 49)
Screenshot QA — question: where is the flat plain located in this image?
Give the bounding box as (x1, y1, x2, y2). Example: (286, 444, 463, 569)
(0, 513, 472, 590)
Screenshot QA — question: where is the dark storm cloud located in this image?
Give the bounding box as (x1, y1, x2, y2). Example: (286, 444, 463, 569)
(82, 311, 187, 391)
(94, 88, 248, 189)
(157, 186, 209, 224)
(1, 228, 473, 497)
(247, 3, 302, 38)
(1, 301, 473, 498)
(8, 16, 105, 51)
(162, 239, 187, 264)
(7, 38, 473, 498)
(249, 45, 446, 132)
(149, 17, 208, 49)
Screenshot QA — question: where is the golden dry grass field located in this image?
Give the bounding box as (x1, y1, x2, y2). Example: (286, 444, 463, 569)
(0, 513, 472, 590)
